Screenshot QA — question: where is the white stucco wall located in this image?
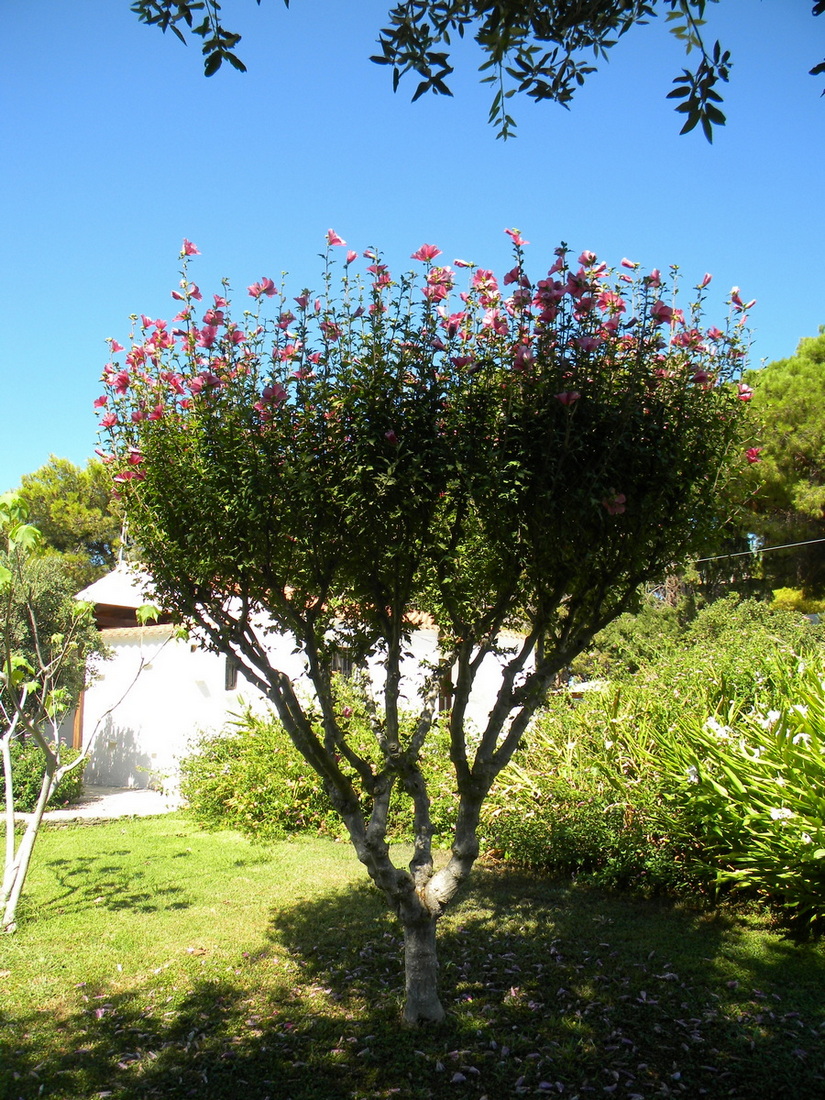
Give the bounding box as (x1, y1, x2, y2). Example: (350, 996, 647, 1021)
(80, 618, 531, 790)
(80, 624, 305, 789)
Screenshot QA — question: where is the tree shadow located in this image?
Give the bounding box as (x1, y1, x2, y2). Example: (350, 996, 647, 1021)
(28, 851, 191, 917)
(83, 718, 156, 789)
(3, 863, 825, 1100)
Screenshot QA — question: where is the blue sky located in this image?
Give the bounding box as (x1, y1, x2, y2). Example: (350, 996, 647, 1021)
(2, 0, 823, 491)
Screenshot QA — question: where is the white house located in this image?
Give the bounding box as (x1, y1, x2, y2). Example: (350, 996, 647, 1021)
(71, 566, 525, 791)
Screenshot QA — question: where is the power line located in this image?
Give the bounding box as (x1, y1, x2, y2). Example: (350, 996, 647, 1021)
(692, 536, 825, 565)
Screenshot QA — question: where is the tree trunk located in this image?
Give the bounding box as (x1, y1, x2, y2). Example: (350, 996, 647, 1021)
(401, 911, 445, 1026)
(2, 766, 55, 933)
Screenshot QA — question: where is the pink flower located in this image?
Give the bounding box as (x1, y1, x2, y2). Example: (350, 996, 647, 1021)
(621, 258, 639, 269)
(385, 429, 398, 445)
(576, 335, 604, 352)
(453, 258, 473, 268)
(258, 383, 287, 406)
(555, 391, 581, 406)
(368, 263, 392, 290)
(112, 370, 131, 394)
(346, 250, 357, 264)
(482, 307, 508, 335)
(505, 227, 529, 247)
(182, 239, 200, 256)
(603, 492, 626, 515)
(699, 272, 713, 288)
(93, 395, 108, 408)
(294, 294, 309, 309)
(471, 269, 499, 306)
(442, 310, 466, 336)
(197, 326, 219, 348)
(650, 301, 674, 325)
(100, 412, 117, 429)
(577, 250, 597, 266)
(109, 339, 125, 353)
(248, 277, 277, 299)
(706, 326, 724, 340)
(646, 269, 662, 288)
(746, 447, 762, 464)
(737, 383, 753, 402)
(326, 229, 346, 247)
(512, 345, 534, 372)
(411, 243, 442, 262)
(692, 369, 710, 384)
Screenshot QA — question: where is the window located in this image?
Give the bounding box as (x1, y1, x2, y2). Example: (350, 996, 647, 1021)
(438, 671, 453, 713)
(225, 655, 240, 691)
(330, 648, 354, 679)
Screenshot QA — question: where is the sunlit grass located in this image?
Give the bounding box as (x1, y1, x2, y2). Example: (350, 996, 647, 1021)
(2, 814, 824, 1100)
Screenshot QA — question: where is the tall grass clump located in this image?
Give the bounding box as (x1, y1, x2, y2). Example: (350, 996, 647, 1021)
(482, 599, 825, 924)
(662, 655, 825, 925)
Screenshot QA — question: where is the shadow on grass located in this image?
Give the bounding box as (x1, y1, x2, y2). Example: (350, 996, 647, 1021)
(3, 864, 825, 1100)
(34, 853, 191, 916)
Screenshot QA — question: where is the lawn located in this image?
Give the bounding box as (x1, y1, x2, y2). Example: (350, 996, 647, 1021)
(1, 814, 824, 1100)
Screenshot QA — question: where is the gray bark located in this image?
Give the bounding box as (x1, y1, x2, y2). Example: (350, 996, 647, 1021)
(401, 913, 444, 1025)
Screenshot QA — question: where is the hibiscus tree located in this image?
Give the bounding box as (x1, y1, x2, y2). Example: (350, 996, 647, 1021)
(97, 230, 750, 1024)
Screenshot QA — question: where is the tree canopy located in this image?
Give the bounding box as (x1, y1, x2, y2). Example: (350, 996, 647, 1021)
(96, 230, 751, 1022)
(1, 493, 100, 932)
(130, 0, 825, 140)
(18, 457, 122, 590)
(742, 327, 825, 596)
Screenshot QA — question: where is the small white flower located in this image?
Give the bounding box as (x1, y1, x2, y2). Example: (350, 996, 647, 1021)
(793, 732, 811, 746)
(604, 739, 614, 750)
(775, 776, 786, 787)
(704, 716, 732, 740)
(801, 833, 813, 845)
(792, 704, 809, 718)
(770, 807, 794, 821)
(686, 765, 700, 785)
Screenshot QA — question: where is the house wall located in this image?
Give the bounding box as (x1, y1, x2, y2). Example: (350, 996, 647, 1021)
(79, 621, 530, 790)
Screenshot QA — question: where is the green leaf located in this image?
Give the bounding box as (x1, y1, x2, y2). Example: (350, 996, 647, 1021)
(204, 51, 223, 76)
(137, 602, 161, 625)
(10, 522, 42, 552)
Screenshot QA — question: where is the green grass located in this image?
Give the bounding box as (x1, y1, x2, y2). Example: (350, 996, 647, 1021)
(2, 815, 825, 1100)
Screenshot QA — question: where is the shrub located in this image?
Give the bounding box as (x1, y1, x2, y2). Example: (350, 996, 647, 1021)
(771, 587, 825, 616)
(480, 601, 825, 920)
(2, 738, 87, 812)
(180, 693, 462, 844)
(180, 709, 343, 840)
